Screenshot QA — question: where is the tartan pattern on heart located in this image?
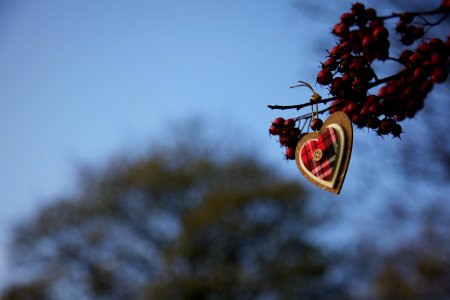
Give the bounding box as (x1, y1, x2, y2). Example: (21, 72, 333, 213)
(300, 127, 339, 181)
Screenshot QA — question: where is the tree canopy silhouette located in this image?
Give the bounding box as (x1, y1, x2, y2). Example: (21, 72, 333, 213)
(1, 136, 345, 300)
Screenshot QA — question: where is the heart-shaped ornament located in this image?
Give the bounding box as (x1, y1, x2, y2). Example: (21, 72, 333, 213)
(295, 111, 353, 194)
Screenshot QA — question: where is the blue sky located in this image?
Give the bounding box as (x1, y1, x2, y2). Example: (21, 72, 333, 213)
(0, 0, 333, 284)
(0, 0, 447, 287)
(0, 1, 339, 223)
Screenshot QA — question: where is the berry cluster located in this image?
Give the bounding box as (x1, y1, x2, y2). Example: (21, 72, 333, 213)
(396, 12, 424, 46)
(378, 38, 449, 122)
(268, 1, 449, 160)
(269, 118, 302, 160)
(317, 2, 450, 137)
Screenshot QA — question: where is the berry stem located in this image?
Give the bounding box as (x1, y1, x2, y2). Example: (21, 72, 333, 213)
(300, 117, 309, 132)
(365, 61, 379, 82)
(368, 70, 408, 89)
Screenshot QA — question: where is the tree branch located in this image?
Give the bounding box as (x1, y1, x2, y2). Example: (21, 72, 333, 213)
(378, 8, 445, 20)
(418, 12, 449, 26)
(368, 69, 409, 89)
(295, 100, 345, 121)
(267, 97, 336, 111)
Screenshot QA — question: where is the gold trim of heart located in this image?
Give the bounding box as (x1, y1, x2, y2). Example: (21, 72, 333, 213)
(295, 111, 353, 195)
(298, 124, 345, 189)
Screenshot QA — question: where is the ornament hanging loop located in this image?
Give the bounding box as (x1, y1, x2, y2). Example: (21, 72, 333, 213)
(290, 80, 322, 120)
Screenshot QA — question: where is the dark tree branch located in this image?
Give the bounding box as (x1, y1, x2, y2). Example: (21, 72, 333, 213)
(369, 70, 408, 89)
(378, 8, 445, 20)
(295, 100, 345, 121)
(267, 97, 336, 111)
(418, 12, 449, 26)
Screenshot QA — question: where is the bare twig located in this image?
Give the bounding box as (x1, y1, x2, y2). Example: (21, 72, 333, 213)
(267, 97, 336, 111)
(295, 100, 345, 121)
(378, 8, 445, 20)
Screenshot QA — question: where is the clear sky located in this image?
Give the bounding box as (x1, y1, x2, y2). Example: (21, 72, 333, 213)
(0, 0, 332, 285)
(0, 0, 446, 288)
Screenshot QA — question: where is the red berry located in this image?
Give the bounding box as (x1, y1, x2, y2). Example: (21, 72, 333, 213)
(284, 118, 296, 128)
(396, 22, 407, 33)
(290, 127, 301, 139)
(412, 67, 425, 81)
(385, 81, 399, 95)
(366, 95, 379, 105)
(317, 69, 333, 85)
(279, 135, 288, 146)
(372, 26, 388, 41)
(441, 0, 450, 9)
(399, 50, 413, 64)
(362, 35, 374, 48)
(346, 101, 358, 113)
(429, 38, 444, 49)
(329, 45, 342, 58)
(269, 125, 279, 135)
(352, 2, 366, 16)
(391, 123, 403, 138)
(272, 117, 285, 128)
(322, 58, 338, 71)
(329, 100, 344, 113)
(377, 86, 388, 97)
(401, 86, 413, 99)
(418, 80, 433, 94)
(347, 30, 361, 45)
(379, 118, 395, 135)
(401, 34, 415, 46)
(395, 113, 406, 122)
(370, 19, 384, 29)
(359, 105, 370, 116)
(406, 98, 421, 112)
(349, 59, 363, 72)
(340, 13, 355, 26)
(310, 118, 323, 131)
(369, 103, 382, 116)
(333, 23, 349, 37)
(340, 41, 352, 53)
(408, 53, 423, 66)
(444, 38, 450, 56)
(406, 110, 417, 118)
(400, 13, 413, 24)
(431, 66, 449, 82)
(352, 78, 364, 90)
(417, 42, 431, 54)
(431, 53, 444, 65)
(366, 116, 380, 129)
(412, 27, 424, 39)
(341, 52, 353, 62)
(330, 77, 344, 94)
(422, 60, 432, 72)
(285, 146, 296, 160)
(352, 114, 365, 127)
(366, 8, 377, 20)
(356, 14, 368, 27)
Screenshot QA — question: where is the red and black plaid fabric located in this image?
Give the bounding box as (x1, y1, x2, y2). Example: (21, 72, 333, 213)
(300, 127, 339, 181)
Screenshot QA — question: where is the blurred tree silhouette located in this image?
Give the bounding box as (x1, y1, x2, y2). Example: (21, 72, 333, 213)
(1, 132, 346, 300)
(342, 198, 450, 300)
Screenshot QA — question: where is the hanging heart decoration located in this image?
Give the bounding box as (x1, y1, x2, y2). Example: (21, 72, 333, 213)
(295, 111, 353, 194)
